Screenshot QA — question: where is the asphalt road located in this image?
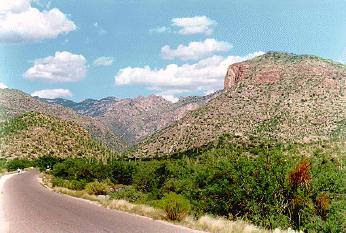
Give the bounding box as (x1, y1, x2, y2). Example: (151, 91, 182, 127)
(1, 171, 202, 233)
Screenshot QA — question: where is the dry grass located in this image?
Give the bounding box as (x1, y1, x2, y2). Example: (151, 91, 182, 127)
(105, 199, 162, 219)
(183, 215, 301, 233)
(53, 187, 99, 202)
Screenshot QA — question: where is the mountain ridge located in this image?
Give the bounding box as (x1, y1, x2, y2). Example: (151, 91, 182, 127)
(0, 89, 127, 151)
(0, 112, 117, 160)
(41, 92, 221, 144)
(134, 52, 346, 157)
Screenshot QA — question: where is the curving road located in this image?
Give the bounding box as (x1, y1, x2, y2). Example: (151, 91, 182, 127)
(0, 171, 202, 233)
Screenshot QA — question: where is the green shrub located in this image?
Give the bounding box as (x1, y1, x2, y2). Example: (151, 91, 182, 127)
(158, 192, 191, 221)
(85, 181, 111, 195)
(0, 159, 6, 169)
(51, 177, 87, 190)
(6, 159, 32, 171)
(52, 158, 106, 181)
(110, 186, 148, 203)
(107, 161, 136, 185)
(34, 156, 63, 172)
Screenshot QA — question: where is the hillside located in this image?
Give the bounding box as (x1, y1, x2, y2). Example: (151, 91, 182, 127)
(0, 112, 117, 160)
(135, 52, 346, 157)
(43, 93, 220, 144)
(0, 89, 127, 151)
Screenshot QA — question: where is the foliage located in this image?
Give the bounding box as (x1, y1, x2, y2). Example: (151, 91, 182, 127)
(158, 192, 191, 221)
(110, 186, 148, 204)
(35, 156, 63, 172)
(85, 180, 111, 195)
(51, 177, 87, 190)
(0, 159, 6, 169)
(288, 160, 311, 189)
(106, 160, 137, 185)
(6, 159, 33, 171)
(52, 158, 107, 182)
(8, 140, 344, 230)
(315, 193, 330, 220)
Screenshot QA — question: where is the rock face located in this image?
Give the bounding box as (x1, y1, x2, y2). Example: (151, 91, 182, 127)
(135, 52, 346, 157)
(224, 63, 249, 88)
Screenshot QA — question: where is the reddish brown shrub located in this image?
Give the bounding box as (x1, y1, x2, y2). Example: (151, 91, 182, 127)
(289, 160, 311, 189)
(316, 193, 330, 219)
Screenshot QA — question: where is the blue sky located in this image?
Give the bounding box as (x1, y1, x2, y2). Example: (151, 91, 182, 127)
(0, 0, 345, 102)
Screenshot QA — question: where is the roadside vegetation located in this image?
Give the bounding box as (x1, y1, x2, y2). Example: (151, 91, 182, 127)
(0, 159, 7, 175)
(3, 139, 345, 233)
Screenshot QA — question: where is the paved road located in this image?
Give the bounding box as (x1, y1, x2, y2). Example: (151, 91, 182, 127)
(1, 171, 201, 233)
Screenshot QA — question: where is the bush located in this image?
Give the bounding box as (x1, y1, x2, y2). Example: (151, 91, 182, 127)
(110, 186, 148, 203)
(51, 177, 87, 190)
(0, 159, 6, 169)
(158, 192, 191, 221)
(107, 161, 136, 185)
(35, 156, 63, 172)
(6, 159, 32, 171)
(85, 181, 111, 195)
(52, 158, 106, 181)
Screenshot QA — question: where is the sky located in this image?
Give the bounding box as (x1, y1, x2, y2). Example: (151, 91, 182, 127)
(0, 0, 345, 102)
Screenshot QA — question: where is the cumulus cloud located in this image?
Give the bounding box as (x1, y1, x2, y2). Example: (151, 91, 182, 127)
(161, 38, 232, 61)
(24, 51, 87, 82)
(31, 88, 72, 99)
(0, 82, 8, 89)
(93, 56, 114, 66)
(115, 51, 265, 99)
(0, 0, 76, 43)
(171, 16, 216, 35)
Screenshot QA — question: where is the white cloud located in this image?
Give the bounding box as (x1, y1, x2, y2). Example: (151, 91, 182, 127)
(115, 51, 265, 99)
(31, 88, 72, 99)
(160, 94, 179, 103)
(171, 16, 216, 35)
(149, 26, 170, 34)
(161, 38, 232, 61)
(0, 82, 8, 89)
(93, 56, 114, 66)
(24, 51, 87, 82)
(0, 0, 76, 43)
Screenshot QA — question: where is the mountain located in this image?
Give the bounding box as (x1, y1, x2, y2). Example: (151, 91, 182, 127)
(0, 89, 127, 151)
(134, 52, 346, 157)
(0, 112, 116, 160)
(42, 93, 220, 144)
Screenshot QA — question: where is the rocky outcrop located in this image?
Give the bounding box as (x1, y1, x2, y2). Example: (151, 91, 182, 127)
(224, 63, 249, 89)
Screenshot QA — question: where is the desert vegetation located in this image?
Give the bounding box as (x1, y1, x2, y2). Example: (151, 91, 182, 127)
(4, 139, 345, 232)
